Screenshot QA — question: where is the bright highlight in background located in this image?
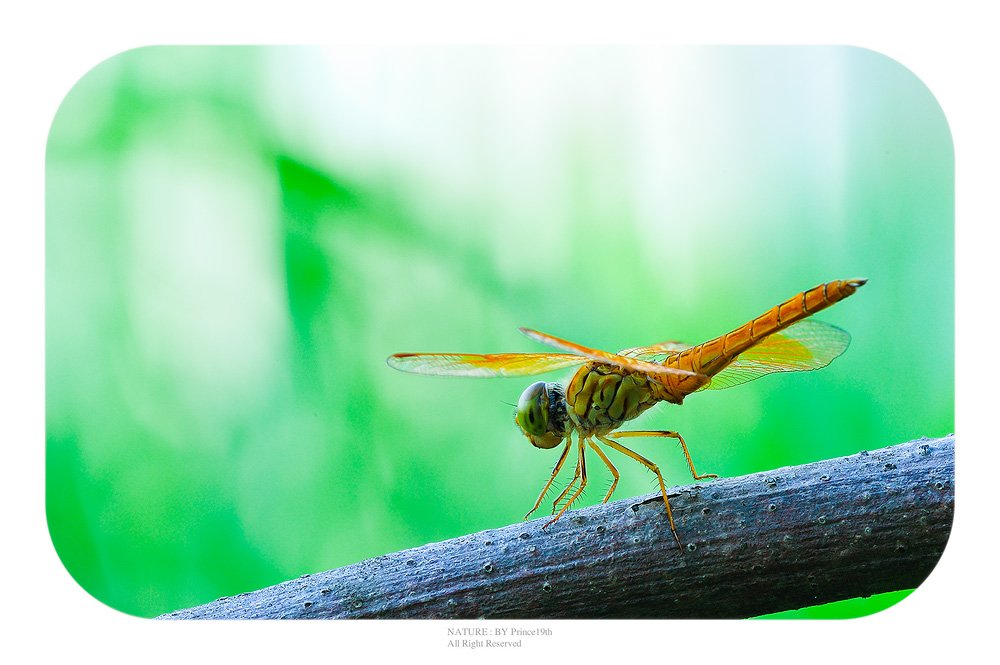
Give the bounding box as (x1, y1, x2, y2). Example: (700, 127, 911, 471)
(46, 46, 952, 618)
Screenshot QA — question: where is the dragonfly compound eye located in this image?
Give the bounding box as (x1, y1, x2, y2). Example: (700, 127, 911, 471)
(516, 381, 549, 437)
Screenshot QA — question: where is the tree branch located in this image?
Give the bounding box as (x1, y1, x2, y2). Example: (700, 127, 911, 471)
(160, 435, 953, 619)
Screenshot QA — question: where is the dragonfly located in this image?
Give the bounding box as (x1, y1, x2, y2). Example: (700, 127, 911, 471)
(388, 278, 866, 548)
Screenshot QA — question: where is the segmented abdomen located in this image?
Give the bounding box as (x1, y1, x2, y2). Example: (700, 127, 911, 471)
(666, 278, 866, 380)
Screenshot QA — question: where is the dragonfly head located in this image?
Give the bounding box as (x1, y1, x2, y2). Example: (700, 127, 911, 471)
(515, 381, 569, 449)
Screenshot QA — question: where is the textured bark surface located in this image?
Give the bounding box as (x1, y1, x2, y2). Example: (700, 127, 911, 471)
(160, 435, 954, 619)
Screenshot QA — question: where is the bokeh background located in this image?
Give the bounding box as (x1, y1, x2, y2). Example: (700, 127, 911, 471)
(46, 46, 953, 619)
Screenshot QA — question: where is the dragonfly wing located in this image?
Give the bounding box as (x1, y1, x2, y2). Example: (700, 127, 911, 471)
(387, 352, 587, 378)
(618, 340, 691, 363)
(697, 320, 851, 391)
(519, 328, 705, 379)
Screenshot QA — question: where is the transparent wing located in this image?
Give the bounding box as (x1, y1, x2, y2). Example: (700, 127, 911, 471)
(618, 340, 691, 363)
(697, 320, 851, 391)
(387, 352, 587, 378)
(519, 328, 705, 379)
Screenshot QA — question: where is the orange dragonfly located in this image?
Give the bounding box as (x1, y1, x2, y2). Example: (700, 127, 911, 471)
(388, 278, 866, 548)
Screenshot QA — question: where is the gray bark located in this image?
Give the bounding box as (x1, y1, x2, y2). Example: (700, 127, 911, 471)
(160, 435, 953, 619)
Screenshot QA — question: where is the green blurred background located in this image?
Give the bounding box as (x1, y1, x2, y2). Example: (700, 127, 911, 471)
(46, 46, 953, 619)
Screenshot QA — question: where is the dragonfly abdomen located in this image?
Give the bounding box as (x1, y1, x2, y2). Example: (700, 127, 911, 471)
(672, 278, 866, 379)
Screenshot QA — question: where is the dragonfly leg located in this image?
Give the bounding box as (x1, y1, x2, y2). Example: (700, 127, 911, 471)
(551, 453, 582, 514)
(608, 430, 718, 481)
(587, 439, 619, 504)
(545, 437, 588, 527)
(524, 436, 573, 520)
(596, 433, 683, 551)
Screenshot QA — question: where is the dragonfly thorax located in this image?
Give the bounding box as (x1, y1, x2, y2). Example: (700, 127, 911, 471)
(515, 381, 570, 449)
